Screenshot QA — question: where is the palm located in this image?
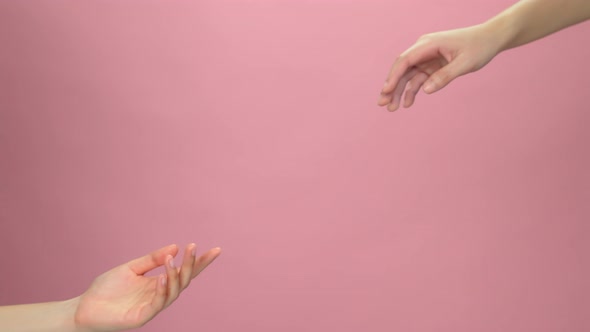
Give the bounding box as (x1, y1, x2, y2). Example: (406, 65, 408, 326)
(73, 244, 221, 332)
(76, 265, 160, 331)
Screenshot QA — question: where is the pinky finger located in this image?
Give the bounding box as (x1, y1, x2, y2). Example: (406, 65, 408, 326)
(139, 274, 168, 325)
(191, 247, 222, 279)
(151, 274, 168, 311)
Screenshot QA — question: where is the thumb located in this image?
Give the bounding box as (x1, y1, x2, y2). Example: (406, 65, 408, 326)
(422, 57, 471, 94)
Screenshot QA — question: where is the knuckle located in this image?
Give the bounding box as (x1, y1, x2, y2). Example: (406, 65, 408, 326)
(417, 33, 433, 43)
(396, 54, 411, 68)
(438, 70, 451, 83)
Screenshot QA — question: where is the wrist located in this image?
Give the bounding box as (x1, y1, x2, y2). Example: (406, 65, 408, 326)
(480, 11, 521, 54)
(0, 298, 82, 332)
(60, 297, 83, 332)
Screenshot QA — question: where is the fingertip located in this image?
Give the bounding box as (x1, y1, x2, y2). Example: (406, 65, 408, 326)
(155, 274, 167, 300)
(164, 255, 180, 306)
(381, 82, 395, 95)
(160, 274, 168, 288)
(161, 244, 179, 257)
(378, 94, 392, 107)
(166, 254, 175, 269)
(152, 274, 167, 310)
(189, 243, 197, 257)
(205, 247, 222, 262)
(209, 247, 222, 260)
(423, 81, 436, 94)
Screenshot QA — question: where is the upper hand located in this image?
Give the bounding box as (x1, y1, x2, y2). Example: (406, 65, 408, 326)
(378, 24, 500, 112)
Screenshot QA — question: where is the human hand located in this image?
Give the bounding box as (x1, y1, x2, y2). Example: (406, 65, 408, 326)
(378, 24, 501, 111)
(73, 244, 221, 332)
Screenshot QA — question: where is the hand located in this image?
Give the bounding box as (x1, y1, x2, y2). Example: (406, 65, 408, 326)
(378, 24, 501, 112)
(73, 244, 221, 332)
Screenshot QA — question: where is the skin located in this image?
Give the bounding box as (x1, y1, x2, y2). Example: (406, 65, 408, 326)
(0, 243, 221, 332)
(378, 0, 590, 112)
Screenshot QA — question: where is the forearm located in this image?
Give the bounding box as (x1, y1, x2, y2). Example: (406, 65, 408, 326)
(483, 0, 590, 52)
(0, 298, 80, 332)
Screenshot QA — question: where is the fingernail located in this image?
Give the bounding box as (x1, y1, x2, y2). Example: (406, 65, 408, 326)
(161, 275, 167, 286)
(169, 258, 175, 268)
(191, 245, 197, 257)
(423, 81, 435, 94)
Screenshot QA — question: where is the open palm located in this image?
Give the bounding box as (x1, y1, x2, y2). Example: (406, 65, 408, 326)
(74, 244, 221, 332)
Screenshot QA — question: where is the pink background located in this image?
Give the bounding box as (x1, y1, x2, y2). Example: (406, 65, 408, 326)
(1, 1, 589, 331)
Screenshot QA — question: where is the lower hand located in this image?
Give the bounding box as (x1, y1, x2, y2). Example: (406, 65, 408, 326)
(73, 244, 221, 332)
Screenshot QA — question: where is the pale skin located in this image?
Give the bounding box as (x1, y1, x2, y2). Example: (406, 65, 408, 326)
(378, 0, 590, 112)
(0, 244, 221, 332)
(2, 0, 589, 328)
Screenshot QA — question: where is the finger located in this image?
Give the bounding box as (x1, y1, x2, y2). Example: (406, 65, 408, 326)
(179, 243, 197, 290)
(422, 55, 469, 94)
(152, 274, 168, 311)
(382, 42, 441, 95)
(164, 254, 181, 307)
(377, 86, 394, 106)
(191, 247, 222, 279)
(378, 57, 442, 107)
(140, 274, 168, 325)
(128, 244, 179, 275)
(403, 71, 429, 108)
(387, 68, 418, 112)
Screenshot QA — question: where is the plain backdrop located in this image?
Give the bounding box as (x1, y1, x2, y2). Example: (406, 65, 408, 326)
(1, 1, 589, 331)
